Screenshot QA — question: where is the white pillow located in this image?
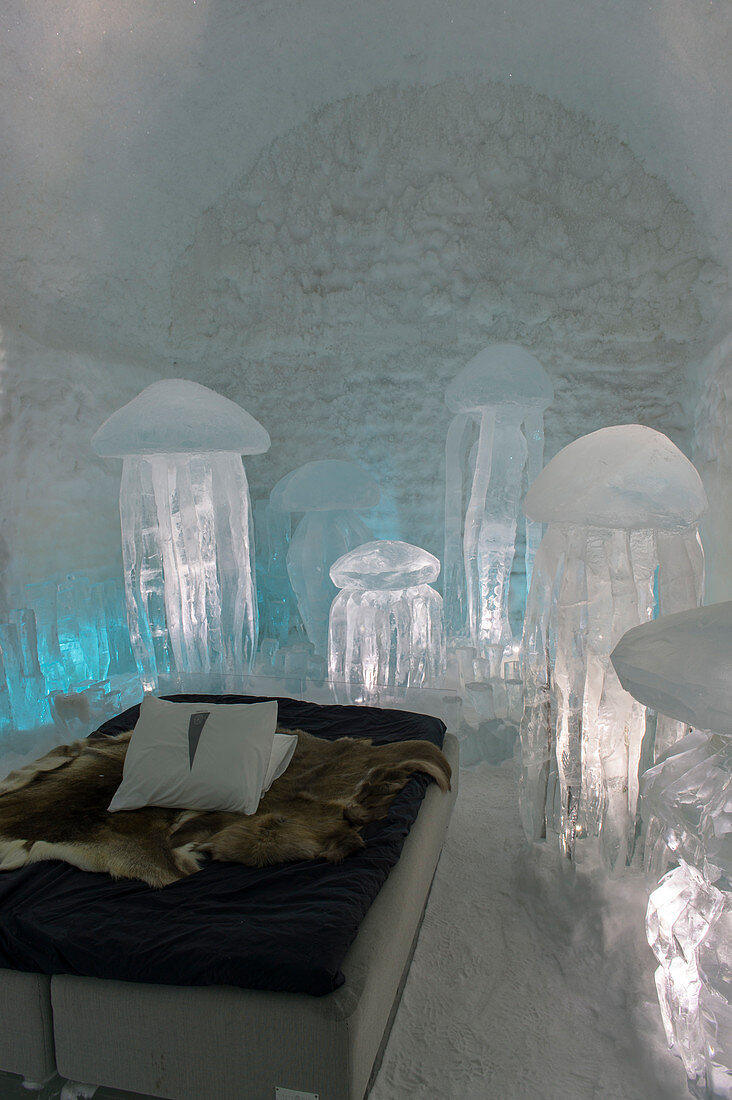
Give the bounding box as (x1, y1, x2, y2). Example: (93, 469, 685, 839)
(108, 696, 278, 815)
(262, 733, 297, 794)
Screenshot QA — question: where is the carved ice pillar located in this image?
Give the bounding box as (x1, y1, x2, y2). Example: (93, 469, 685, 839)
(93, 380, 270, 690)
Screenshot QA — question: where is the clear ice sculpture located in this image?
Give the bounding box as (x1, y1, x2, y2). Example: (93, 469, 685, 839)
(328, 539, 445, 704)
(518, 425, 707, 872)
(444, 344, 553, 663)
(269, 460, 379, 657)
(93, 380, 270, 690)
(614, 603, 732, 1098)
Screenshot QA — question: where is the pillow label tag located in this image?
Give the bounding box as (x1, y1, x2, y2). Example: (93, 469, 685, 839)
(188, 712, 210, 768)
(275, 1089, 320, 1100)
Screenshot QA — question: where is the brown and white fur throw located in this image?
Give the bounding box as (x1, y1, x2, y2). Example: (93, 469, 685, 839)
(0, 727, 451, 888)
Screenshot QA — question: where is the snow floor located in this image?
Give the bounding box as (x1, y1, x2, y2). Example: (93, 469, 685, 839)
(0, 759, 690, 1100)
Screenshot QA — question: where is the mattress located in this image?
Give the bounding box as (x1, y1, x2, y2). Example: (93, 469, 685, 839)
(0, 694, 446, 997)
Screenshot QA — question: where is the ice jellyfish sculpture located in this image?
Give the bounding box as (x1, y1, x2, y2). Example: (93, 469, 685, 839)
(93, 380, 270, 689)
(444, 344, 553, 663)
(269, 460, 379, 656)
(518, 425, 707, 872)
(611, 603, 732, 1098)
(328, 540, 445, 704)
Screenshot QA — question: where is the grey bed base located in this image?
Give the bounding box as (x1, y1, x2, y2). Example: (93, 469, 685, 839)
(0, 732, 458, 1100)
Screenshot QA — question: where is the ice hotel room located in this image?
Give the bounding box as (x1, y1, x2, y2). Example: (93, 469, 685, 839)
(0, 3, 729, 1099)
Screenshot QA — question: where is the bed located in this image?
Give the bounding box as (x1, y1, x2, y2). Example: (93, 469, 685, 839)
(0, 694, 458, 1100)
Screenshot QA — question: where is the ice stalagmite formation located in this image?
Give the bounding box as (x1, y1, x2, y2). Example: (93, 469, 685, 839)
(444, 344, 553, 663)
(328, 540, 444, 705)
(612, 603, 732, 1098)
(269, 460, 379, 656)
(93, 380, 270, 690)
(519, 425, 707, 872)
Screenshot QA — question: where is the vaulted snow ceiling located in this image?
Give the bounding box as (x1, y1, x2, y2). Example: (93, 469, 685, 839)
(0, 0, 729, 596)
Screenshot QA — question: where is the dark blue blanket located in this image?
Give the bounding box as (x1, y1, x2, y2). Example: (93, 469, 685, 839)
(0, 695, 445, 996)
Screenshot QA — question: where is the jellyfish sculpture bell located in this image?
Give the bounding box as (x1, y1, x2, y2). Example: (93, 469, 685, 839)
(519, 424, 707, 872)
(328, 540, 445, 705)
(93, 379, 270, 689)
(444, 343, 553, 663)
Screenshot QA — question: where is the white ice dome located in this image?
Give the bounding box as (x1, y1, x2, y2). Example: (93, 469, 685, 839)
(330, 540, 441, 590)
(445, 344, 554, 414)
(92, 379, 271, 456)
(269, 459, 379, 512)
(523, 424, 707, 530)
(611, 602, 732, 736)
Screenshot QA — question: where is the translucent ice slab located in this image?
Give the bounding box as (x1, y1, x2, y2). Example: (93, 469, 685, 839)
(612, 602, 732, 738)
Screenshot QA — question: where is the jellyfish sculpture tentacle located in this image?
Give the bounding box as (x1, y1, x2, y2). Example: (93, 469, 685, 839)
(444, 344, 553, 661)
(93, 379, 270, 690)
(269, 460, 379, 657)
(518, 425, 707, 872)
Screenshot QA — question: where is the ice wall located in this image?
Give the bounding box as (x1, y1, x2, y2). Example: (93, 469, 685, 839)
(0, 2, 728, 593)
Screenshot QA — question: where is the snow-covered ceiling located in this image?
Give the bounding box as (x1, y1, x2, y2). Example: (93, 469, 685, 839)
(0, 0, 729, 361)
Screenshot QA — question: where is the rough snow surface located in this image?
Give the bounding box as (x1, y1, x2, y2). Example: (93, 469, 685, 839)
(371, 761, 689, 1100)
(0, 77, 724, 595)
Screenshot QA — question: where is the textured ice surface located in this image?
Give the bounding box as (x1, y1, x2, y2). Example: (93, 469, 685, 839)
(92, 379, 271, 457)
(641, 727, 732, 1098)
(519, 426, 705, 871)
(269, 461, 379, 656)
(444, 344, 553, 657)
(524, 424, 708, 530)
(612, 602, 732, 738)
(642, 730, 732, 888)
(328, 540, 444, 704)
(96, 383, 269, 689)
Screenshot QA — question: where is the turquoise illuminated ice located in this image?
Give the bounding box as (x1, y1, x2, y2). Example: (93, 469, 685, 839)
(269, 460, 379, 656)
(93, 380, 270, 689)
(518, 425, 707, 872)
(444, 343, 553, 659)
(328, 540, 444, 703)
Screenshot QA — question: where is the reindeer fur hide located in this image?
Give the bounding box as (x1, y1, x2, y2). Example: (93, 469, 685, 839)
(0, 727, 451, 888)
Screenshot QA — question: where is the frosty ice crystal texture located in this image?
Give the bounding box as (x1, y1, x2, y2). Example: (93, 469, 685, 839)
(444, 344, 553, 660)
(93, 380, 270, 689)
(328, 540, 445, 704)
(518, 426, 706, 871)
(614, 602, 732, 1095)
(269, 460, 379, 656)
(640, 734, 731, 1095)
